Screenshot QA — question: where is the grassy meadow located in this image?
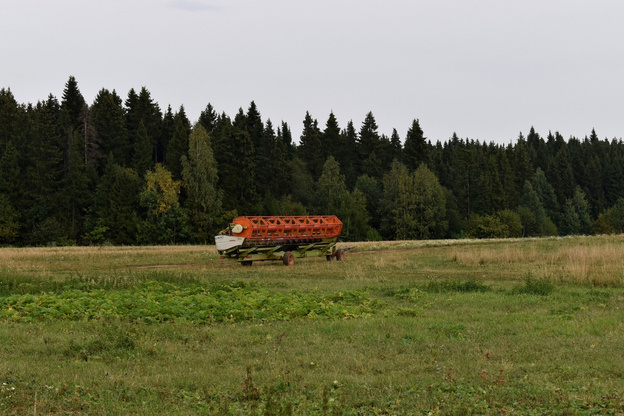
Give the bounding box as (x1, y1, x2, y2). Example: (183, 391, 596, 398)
(1, 236, 624, 415)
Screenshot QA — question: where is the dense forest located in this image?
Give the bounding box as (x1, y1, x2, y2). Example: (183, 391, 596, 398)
(1, 76, 624, 246)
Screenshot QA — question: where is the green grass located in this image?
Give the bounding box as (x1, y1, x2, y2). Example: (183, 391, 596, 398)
(1, 236, 624, 414)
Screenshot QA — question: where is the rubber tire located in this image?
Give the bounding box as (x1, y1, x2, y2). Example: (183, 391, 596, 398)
(334, 249, 344, 261)
(326, 255, 333, 261)
(283, 251, 295, 266)
(241, 260, 253, 266)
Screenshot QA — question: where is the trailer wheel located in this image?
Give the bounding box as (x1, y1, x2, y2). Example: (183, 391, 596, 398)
(241, 260, 253, 266)
(283, 251, 295, 266)
(326, 255, 333, 261)
(334, 249, 345, 261)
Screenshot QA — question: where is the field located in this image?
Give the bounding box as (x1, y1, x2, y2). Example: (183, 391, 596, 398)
(1, 236, 624, 415)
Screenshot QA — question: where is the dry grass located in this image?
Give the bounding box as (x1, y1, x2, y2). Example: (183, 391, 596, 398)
(451, 235, 624, 286)
(0, 245, 218, 275)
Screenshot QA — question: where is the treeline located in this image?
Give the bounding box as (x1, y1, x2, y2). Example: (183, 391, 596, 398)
(1, 76, 624, 246)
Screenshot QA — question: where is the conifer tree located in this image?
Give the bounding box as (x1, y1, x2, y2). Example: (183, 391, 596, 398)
(315, 156, 348, 214)
(199, 103, 218, 135)
(0, 88, 27, 152)
(389, 128, 403, 164)
(181, 124, 223, 241)
(519, 181, 546, 236)
(359, 112, 382, 178)
(336, 121, 359, 189)
(133, 120, 153, 178)
(0, 194, 19, 244)
(533, 168, 560, 225)
(91, 89, 128, 169)
(321, 112, 341, 162)
(379, 160, 409, 239)
(160, 106, 175, 164)
(165, 114, 189, 180)
(280, 121, 295, 159)
(59, 76, 86, 133)
(0, 141, 21, 201)
(94, 158, 141, 245)
(125, 87, 162, 163)
(355, 174, 382, 231)
(403, 119, 430, 170)
(22, 97, 64, 240)
(214, 115, 259, 213)
(298, 112, 323, 179)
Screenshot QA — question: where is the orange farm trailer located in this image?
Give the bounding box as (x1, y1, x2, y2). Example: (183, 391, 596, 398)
(215, 216, 345, 265)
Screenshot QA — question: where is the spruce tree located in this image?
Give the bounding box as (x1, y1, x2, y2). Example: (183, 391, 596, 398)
(181, 124, 223, 241)
(358, 112, 382, 178)
(298, 112, 323, 179)
(165, 114, 189, 180)
(133, 120, 153, 178)
(95, 158, 141, 245)
(91, 89, 128, 169)
(22, 98, 64, 242)
(403, 119, 430, 170)
(321, 112, 341, 162)
(0, 88, 27, 152)
(520, 181, 546, 236)
(199, 103, 218, 135)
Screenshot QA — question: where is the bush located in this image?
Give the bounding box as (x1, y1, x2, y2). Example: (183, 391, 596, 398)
(466, 214, 509, 238)
(366, 228, 382, 241)
(512, 277, 555, 296)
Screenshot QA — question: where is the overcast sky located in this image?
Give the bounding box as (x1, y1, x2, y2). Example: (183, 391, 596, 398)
(3, 0, 624, 144)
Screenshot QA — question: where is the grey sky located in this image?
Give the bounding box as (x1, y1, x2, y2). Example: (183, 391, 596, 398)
(3, 0, 624, 144)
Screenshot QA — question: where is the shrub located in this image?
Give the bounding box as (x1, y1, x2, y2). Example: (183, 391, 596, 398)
(512, 277, 555, 296)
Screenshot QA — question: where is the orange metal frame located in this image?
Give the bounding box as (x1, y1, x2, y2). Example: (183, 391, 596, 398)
(231, 216, 342, 240)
